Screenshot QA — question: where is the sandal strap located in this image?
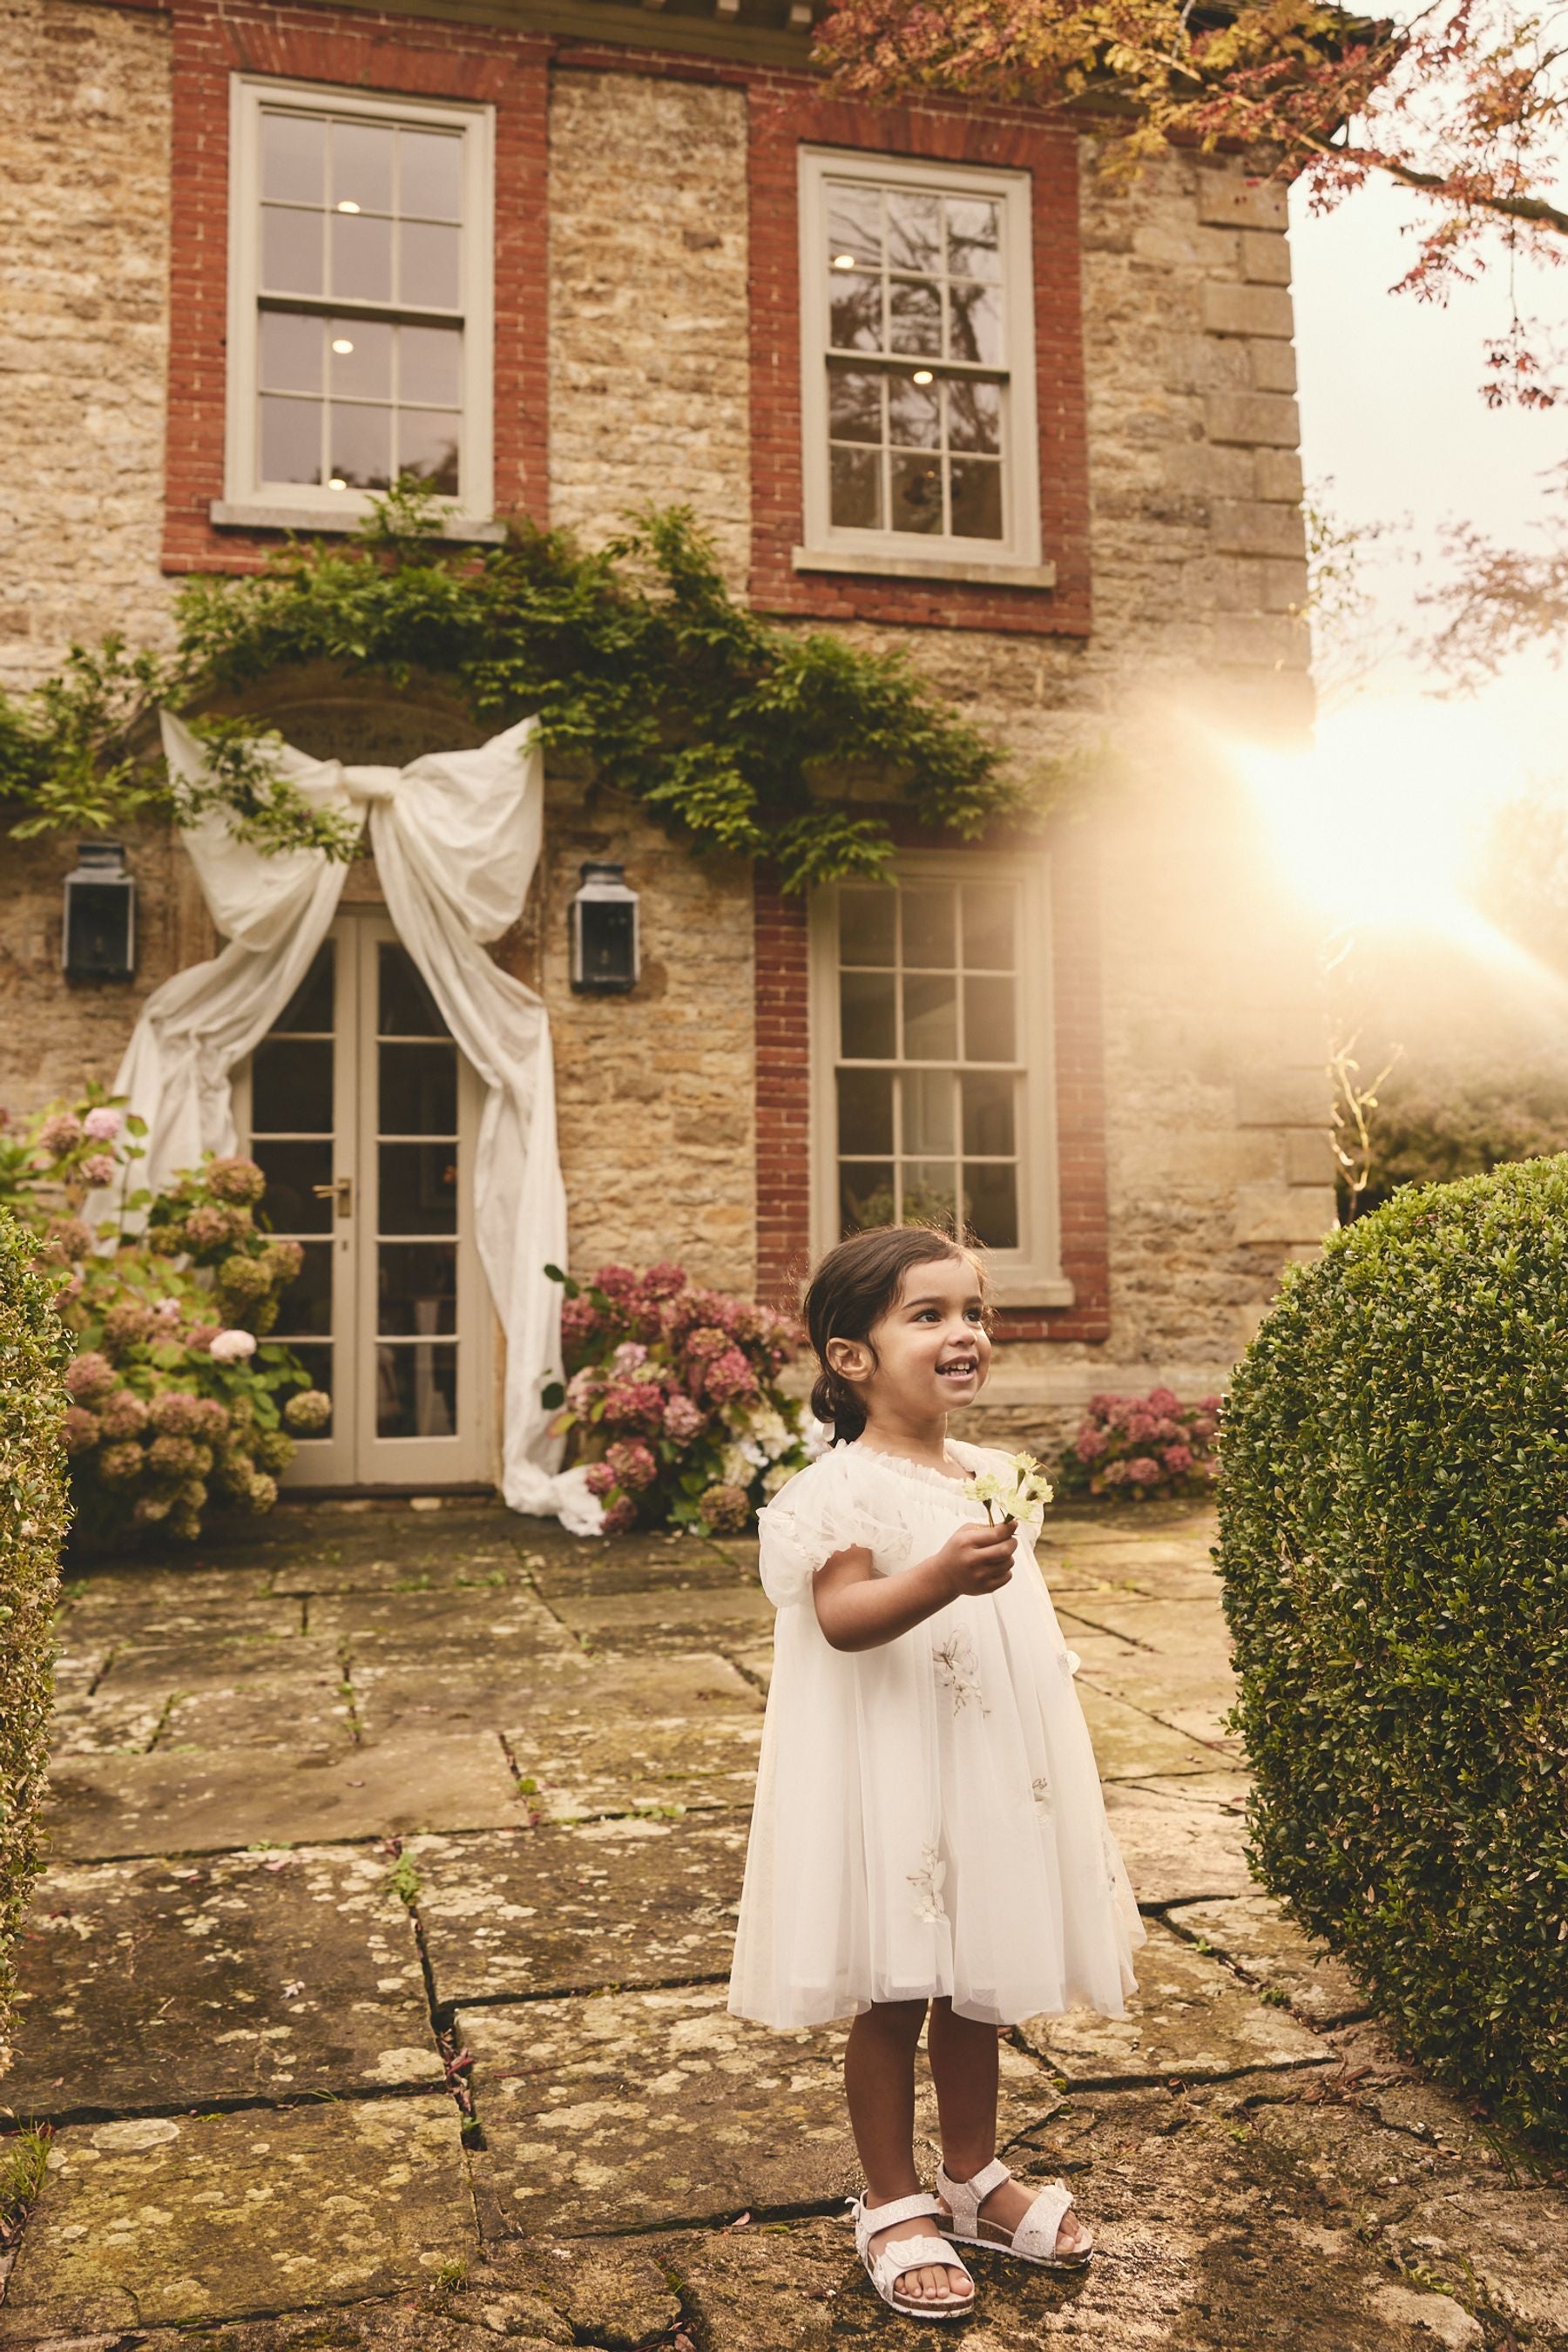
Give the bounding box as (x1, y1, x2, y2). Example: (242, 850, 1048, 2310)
(851, 2189, 943, 2254)
(875, 2234, 974, 2292)
(1011, 2179, 1075, 2261)
(936, 2154, 1010, 2233)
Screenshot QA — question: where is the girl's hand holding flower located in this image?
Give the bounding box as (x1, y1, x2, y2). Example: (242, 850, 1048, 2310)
(933, 1516, 1017, 1599)
(965, 1450, 1054, 1530)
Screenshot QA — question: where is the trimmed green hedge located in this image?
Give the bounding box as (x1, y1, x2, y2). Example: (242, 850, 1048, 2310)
(0, 1208, 70, 2075)
(1218, 1156, 1568, 2148)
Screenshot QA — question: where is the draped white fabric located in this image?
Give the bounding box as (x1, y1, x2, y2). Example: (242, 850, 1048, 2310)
(90, 709, 571, 1516)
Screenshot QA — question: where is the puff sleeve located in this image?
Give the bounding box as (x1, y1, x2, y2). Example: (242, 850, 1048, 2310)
(755, 1451, 903, 1608)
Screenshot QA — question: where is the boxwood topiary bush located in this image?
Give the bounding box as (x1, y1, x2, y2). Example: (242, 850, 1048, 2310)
(0, 1207, 70, 2076)
(1217, 1156, 1568, 2148)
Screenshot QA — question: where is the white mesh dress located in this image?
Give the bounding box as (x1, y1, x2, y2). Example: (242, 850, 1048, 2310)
(728, 1439, 1145, 2031)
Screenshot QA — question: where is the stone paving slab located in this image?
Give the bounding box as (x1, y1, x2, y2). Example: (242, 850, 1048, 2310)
(409, 1816, 747, 2004)
(463, 1984, 1060, 2240)
(1169, 1895, 1369, 2028)
(1074, 1684, 1227, 1781)
(0, 2100, 473, 2336)
(1076, 1650, 1242, 1754)
(546, 1582, 778, 1655)
(3, 1845, 440, 2122)
(1056, 1593, 1233, 1658)
(524, 1538, 746, 1601)
(153, 1666, 357, 1753)
(57, 1564, 279, 1611)
(501, 1652, 765, 1821)
(95, 1631, 338, 1700)
(349, 1656, 595, 1741)
(55, 1594, 307, 1654)
(43, 1731, 524, 1860)
(308, 1588, 572, 1662)
(1016, 1917, 1327, 2086)
(48, 1686, 171, 1758)
(1101, 1775, 1254, 1905)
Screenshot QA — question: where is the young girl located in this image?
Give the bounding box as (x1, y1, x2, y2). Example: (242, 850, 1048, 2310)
(728, 1227, 1144, 2321)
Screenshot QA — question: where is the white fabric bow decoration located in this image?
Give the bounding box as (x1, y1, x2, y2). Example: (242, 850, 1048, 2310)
(90, 709, 572, 1518)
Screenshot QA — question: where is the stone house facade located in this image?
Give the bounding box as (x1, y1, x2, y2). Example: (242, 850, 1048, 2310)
(0, 0, 1333, 1489)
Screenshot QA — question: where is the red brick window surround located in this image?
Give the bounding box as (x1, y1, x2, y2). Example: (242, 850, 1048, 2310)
(754, 830, 1110, 1346)
(748, 87, 1092, 638)
(163, 0, 548, 575)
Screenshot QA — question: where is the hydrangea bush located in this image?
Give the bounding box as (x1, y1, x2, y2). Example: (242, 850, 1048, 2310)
(1057, 1386, 1220, 1502)
(544, 1261, 816, 1534)
(0, 1092, 324, 1549)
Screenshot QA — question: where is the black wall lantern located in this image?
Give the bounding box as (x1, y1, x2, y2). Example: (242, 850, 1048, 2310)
(570, 862, 640, 994)
(63, 842, 137, 983)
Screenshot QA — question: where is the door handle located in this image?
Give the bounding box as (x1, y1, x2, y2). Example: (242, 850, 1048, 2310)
(312, 1177, 353, 1218)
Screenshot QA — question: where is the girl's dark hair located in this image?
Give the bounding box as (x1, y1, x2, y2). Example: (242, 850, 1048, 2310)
(804, 1226, 983, 1445)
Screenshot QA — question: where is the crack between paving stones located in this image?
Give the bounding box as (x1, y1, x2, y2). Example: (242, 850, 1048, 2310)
(1076, 1670, 1238, 1760)
(3, 2079, 451, 2132)
(517, 1567, 595, 1657)
(141, 1689, 184, 1754)
(84, 1643, 118, 1699)
(455, 1967, 733, 2012)
(1155, 1903, 1374, 2031)
(1052, 1605, 1159, 1653)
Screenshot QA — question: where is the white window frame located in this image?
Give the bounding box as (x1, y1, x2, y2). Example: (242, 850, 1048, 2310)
(808, 852, 1072, 1305)
(794, 147, 1051, 590)
(220, 75, 496, 536)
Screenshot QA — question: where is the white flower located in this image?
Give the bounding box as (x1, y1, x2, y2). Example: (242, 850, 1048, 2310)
(208, 1328, 257, 1362)
(612, 1341, 648, 1374)
(964, 1450, 1054, 1529)
(761, 1460, 799, 1499)
(801, 1416, 831, 1462)
(908, 1844, 948, 1925)
(154, 1299, 182, 1323)
(720, 1442, 756, 1488)
(740, 1402, 792, 1459)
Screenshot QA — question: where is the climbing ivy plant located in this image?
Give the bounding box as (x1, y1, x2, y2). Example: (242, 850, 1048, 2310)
(0, 492, 1064, 890)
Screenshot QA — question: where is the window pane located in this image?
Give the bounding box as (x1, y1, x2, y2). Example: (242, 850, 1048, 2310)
(839, 888, 896, 967)
(902, 886, 956, 968)
(886, 190, 941, 274)
(401, 129, 463, 222)
(840, 1162, 896, 1234)
(826, 180, 882, 268)
(261, 206, 323, 296)
(946, 199, 1001, 280)
(837, 1068, 893, 1157)
(888, 278, 942, 356)
(903, 974, 957, 1059)
(888, 375, 941, 449)
(401, 322, 463, 407)
(962, 883, 1015, 970)
(380, 1042, 457, 1136)
(964, 975, 1016, 1062)
(379, 1144, 459, 1234)
(260, 396, 321, 486)
(830, 444, 882, 531)
(889, 451, 943, 535)
(328, 404, 392, 490)
(376, 1342, 456, 1437)
(252, 1139, 333, 1233)
(950, 457, 1004, 541)
(329, 318, 392, 400)
(948, 279, 1002, 365)
(828, 368, 882, 445)
(902, 1069, 955, 1156)
(330, 210, 393, 302)
(261, 112, 324, 206)
(275, 942, 335, 1033)
(398, 412, 460, 497)
(962, 1071, 1016, 1156)
(965, 1162, 1018, 1250)
(252, 1038, 333, 1135)
(400, 220, 461, 309)
(377, 1241, 457, 1335)
(829, 274, 883, 353)
(903, 1162, 958, 1232)
(840, 970, 896, 1060)
(274, 1241, 333, 1337)
(379, 943, 447, 1036)
(333, 120, 394, 217)
(260, 309, 323, 395)
(948, 378, 1001, 456)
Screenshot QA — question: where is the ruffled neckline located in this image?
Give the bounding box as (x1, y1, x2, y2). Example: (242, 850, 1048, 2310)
(848, 1440, 979, 1494)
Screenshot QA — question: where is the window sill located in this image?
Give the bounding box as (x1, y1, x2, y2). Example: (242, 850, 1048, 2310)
(991, 1278, 1077, 1310)
(209, 501, 507, 546)
(792, 546, 1057, 591)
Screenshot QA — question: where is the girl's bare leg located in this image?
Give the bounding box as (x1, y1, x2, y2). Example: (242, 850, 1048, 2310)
(844, 2001, 974, 2305)
(926, 1999, 1092, 2256)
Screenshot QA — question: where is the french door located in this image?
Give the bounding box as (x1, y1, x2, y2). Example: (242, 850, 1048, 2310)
(237, 910, 491, 1486)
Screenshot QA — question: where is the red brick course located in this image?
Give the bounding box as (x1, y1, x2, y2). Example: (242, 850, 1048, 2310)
(160, 0, 550, 576)
(747, 82, 1092, 639)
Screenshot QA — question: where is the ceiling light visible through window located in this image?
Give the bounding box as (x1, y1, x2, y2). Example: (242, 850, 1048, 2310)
(331, 338, 354, 354)
(336, 199, 361, 214)
(912, 369, 934, 384)
(831, 253, 856, 270)
(328, 476, 348, 490)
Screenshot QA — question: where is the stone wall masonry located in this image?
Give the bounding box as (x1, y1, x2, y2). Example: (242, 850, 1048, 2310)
(0, 0, 175, 686)
(547, 70, 752, 590)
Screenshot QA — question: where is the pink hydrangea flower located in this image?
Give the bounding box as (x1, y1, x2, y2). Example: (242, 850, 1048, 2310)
(38, 1111, 84, 1154)
(605, 1439, 658, 1492)
(204, 1156, 266, 1206)
(209, 1328, 258, 1362)
(1100, 1459, 1131, 1485)
(63, 1404, 101, 1454)
(98, 1387, 150, 1440)
(641, 1262, 686, 1300)
(1162, 1443, 1194, 1476)
(612, 1341, 649, 1375)
(84, 1105, 123, 1142)
(1126, 1456, 1162, 1485)
(80, 1152, 117, 1188)
(64, 1351, 117, 1402)
(599, 1380, 666, 1431)
(48, 1218, 92, 1263)
(584, 1461, 618, 1497)
(593, 1264, 641, 1301)
(703, 1347, 759, 1407)
(1146, 1386, 1181, 1416)
(600, 1497, 638, 1536)
(150, 1390, 204, 1436)
(1074, 1427, 1108, 1462)
(1125, 1412, 1157, 1443)
(662, 1396, 706, 1443)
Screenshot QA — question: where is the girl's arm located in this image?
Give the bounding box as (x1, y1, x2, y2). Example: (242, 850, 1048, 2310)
(812, 1520, 1018, 1653)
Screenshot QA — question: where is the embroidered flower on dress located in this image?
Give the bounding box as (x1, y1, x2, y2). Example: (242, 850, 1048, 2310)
(931, 1630, 988, 1717)
(908, 1844, 948, 1924)
(1102, 1828, 1121, 1898)
(1031, 1774, 1055, 1817)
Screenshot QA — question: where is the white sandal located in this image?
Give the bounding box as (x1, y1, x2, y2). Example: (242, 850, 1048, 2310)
(936, 2156, 1093, 2270)
(850, 2190, 977, 2320)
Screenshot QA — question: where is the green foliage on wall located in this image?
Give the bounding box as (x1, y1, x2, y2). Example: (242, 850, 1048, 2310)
(0, 494, 1062, 889)
(1217, 1155, 1568, 2151)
